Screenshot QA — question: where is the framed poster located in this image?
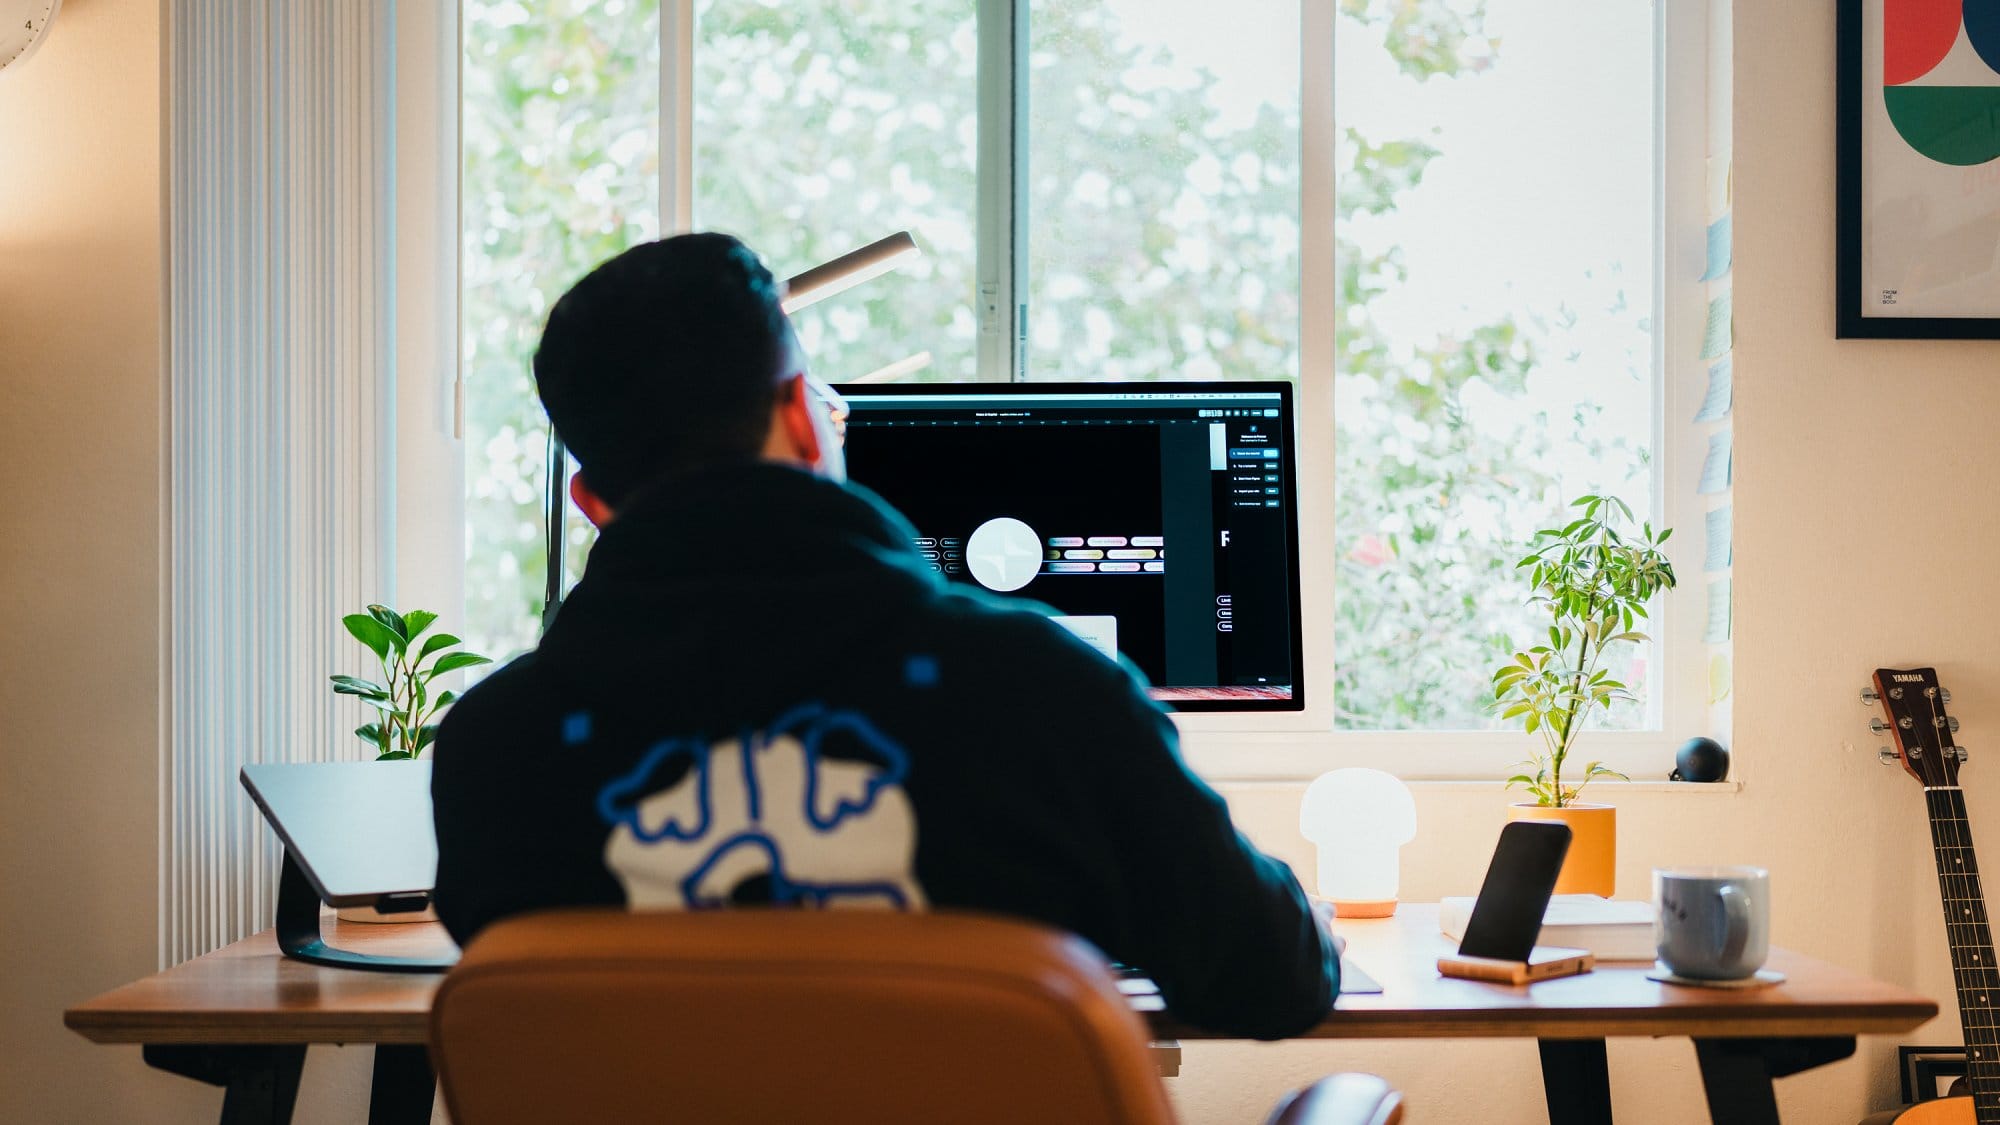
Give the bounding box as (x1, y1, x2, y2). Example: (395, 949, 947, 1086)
(1838, 0, 2000, 337)
(1897, 1044, 1968, 1103)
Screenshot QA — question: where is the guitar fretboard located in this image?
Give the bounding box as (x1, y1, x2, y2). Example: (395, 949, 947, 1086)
(1928, 784, 2000, 1120)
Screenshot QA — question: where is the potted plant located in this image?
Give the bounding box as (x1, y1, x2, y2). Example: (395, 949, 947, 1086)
(331, 605, 491, 760)
(1491, 495, 1675, 897)
(329, 606, 490, 923)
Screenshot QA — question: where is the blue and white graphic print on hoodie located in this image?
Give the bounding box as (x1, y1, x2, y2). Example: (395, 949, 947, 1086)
(595, 704, 926, 911)
(432, 461, 1336, 1040)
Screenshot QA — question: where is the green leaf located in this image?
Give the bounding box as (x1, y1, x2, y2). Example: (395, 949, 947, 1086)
(329, 675, 389, 698)
(416, 724, 440, 751)
(358, 696, 405, 719)
(368, 605, 409, 642)
(434, 690, 458, 709)
(377, 749, 415, 761)
(342, 614, 397, 661)
(417, 632, 462, 662)
(354, 723, 383, 744)
(426, 652, 494, 678)
(403, 610, 439, 641)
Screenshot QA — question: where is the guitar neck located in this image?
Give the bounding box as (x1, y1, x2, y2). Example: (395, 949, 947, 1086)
(1928, 785, 2000, 1118)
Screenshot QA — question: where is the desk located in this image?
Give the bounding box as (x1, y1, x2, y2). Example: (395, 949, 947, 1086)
(68, 906, 1936, 1125)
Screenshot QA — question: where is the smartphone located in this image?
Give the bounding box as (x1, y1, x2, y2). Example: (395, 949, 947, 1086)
(1455, 820, 1573, 962)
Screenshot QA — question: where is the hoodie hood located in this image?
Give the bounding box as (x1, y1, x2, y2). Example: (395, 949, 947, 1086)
(536, 461, 939, 688)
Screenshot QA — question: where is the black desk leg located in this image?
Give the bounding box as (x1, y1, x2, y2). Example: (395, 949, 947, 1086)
(1692, 1037, 1854, 1125)
(143, 1044, 306, 1125)
(1538, 1038, 1614, 1124)
(368, 1044, 436, 1125)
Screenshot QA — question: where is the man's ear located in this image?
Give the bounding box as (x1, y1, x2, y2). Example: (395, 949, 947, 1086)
(569, 472, 617, 529)
(768, 374, 823, 466)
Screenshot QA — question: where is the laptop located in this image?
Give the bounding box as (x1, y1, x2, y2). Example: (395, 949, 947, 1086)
(241, 761, 438, 909)
(240, 761, 455, 972)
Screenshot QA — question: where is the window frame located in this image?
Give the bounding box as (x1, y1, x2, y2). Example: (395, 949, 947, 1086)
(434, 0, 1726, 780)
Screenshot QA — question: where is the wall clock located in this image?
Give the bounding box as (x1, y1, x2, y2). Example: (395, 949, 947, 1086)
(0, 0, 61, 75)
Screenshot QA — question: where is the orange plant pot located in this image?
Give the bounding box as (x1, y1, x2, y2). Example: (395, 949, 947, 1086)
(1507, 802, 1616, 897)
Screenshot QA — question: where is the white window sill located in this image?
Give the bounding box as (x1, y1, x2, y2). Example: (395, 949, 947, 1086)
(1177, 729, 1731, 787)
(1205, 776, 1745, 796)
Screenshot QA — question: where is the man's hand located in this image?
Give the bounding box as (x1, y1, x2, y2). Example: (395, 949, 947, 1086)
(1312, 898, 1348, 958)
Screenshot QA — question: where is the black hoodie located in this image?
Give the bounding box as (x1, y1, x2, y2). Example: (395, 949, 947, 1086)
(432, 461, 1336, 1039)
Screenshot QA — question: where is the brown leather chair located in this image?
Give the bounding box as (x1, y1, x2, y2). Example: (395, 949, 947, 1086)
(431, 909, 1401, 1125)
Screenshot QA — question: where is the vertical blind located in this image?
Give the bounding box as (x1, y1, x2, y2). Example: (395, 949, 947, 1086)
(166, 0, 398, 964)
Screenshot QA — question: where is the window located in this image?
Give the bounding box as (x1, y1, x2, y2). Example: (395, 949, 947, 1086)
(463, 0, 660, 660)
(1330, 1, 1660, 732)
(1026, 0, 1301, 385)
(459, 0, 1710, 767)
(693, 1, 979, 384)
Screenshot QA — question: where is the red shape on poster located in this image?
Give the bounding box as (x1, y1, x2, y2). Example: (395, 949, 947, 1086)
(1884, 0, 1963, 86)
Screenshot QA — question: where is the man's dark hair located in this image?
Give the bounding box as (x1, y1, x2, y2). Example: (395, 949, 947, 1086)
(533, 232, 792, 505)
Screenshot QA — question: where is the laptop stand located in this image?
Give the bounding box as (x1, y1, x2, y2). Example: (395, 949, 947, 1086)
(275, 847, 457, 973)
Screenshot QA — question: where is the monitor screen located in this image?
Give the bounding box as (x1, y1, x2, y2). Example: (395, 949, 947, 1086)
(839, 381, 1304, 712)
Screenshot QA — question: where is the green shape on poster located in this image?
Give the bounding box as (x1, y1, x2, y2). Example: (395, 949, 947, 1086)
(1883, 85, 2000, 166)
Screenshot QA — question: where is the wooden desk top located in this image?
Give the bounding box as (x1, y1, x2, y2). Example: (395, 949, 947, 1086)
(67, 905, 1937, 1047)
(1148, 905, 1937, 1042)
(67, 915, 455, 1046)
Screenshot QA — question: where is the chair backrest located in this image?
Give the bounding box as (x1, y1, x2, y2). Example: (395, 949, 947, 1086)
(430, 909, 1180, 1125)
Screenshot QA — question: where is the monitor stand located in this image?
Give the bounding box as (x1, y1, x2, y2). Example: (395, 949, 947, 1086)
(275, 847, 457, 973)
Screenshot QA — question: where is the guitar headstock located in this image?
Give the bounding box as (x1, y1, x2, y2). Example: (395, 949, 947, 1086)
(1866, 666, 1964, 787)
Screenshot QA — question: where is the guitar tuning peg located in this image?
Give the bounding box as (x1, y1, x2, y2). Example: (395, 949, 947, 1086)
(1861, 687, 1882, 705)
(1951, 717, 1962, 733)
(1957, 746, 1971, 763)
(1870, 718, 1891, 734)
(1943, 688, 1954, 704)
(1879, 746, 1899, 765)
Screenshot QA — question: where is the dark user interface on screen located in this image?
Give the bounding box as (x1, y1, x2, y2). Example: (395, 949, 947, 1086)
(838, 383, 1302, 712)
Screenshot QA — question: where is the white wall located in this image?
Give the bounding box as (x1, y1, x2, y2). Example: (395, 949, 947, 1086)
(1168, 0, 2000, 1119)
(3, 0, 1992, 1121)
(0, 0, 208, 1119)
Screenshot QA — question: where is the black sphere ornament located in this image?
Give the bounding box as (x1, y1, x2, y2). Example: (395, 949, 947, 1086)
(1670, 737, 1729, 783)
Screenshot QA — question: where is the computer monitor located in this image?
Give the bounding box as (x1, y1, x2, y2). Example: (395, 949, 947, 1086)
(839, 381, 1304, 712)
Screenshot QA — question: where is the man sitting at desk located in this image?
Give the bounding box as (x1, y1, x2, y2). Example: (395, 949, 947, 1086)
(430, 232, 1337, 1039)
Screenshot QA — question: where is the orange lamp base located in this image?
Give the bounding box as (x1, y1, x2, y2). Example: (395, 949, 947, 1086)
(1331, 898, 1398, 919)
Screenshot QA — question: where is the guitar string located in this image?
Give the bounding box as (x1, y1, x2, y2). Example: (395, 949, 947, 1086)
(1919, 679, 1998, 1114)
(1923, 687, 1987, 1097)
(1941, 783, 2000, 1113)
(1935, 783, 1996, 1100)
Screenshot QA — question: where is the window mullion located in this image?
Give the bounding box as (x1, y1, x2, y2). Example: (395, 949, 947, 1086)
(660, 0, 694, 234)
(976, 0, 1026, 383)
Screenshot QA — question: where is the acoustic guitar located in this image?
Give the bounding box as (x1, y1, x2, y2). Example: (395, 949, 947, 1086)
(1865, 666, 1990, 1124)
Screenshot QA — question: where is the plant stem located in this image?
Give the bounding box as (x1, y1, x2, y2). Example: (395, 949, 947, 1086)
(1553, 552, 1606, 807)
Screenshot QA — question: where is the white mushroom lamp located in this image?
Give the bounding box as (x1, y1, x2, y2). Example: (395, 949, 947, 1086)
(1300, 768, 1417, 918)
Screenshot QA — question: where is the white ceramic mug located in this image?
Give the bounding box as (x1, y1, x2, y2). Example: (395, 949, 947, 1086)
(1654, 866, 1770, 980)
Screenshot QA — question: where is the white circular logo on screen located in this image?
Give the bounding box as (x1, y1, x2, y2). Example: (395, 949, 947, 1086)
(965, 517, 1042, 592)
